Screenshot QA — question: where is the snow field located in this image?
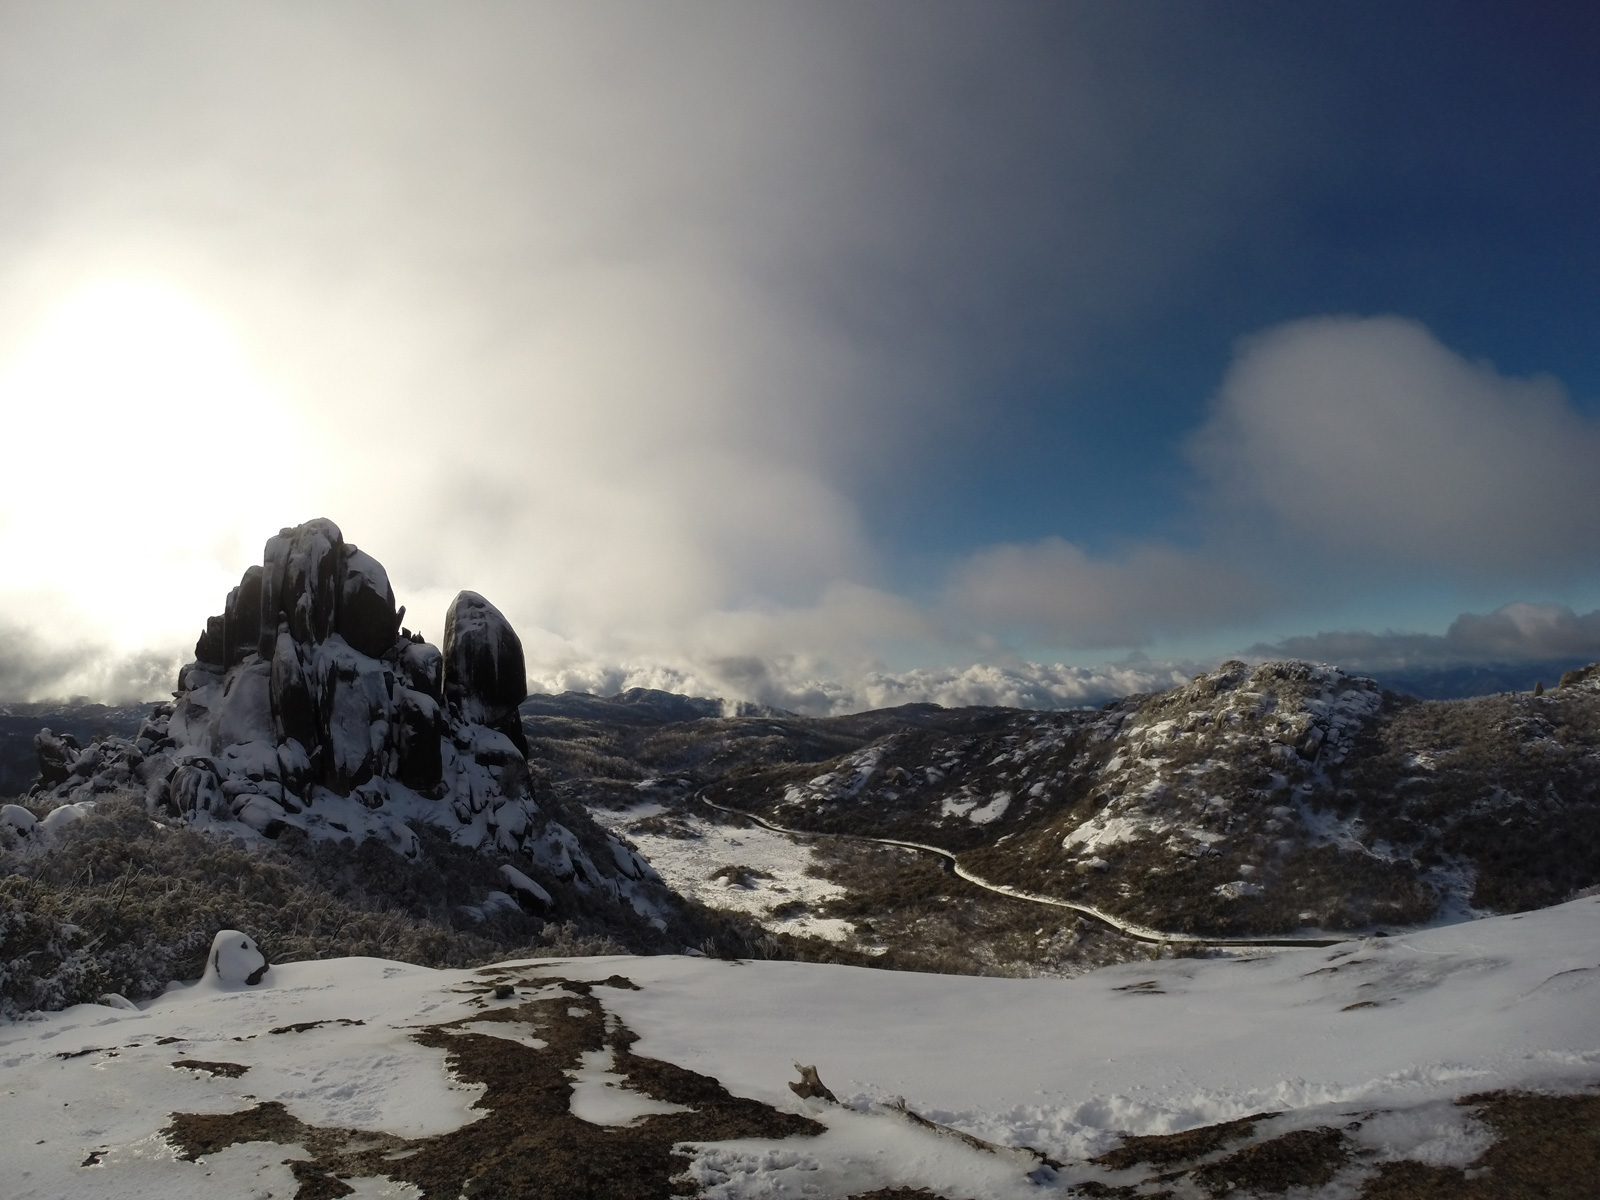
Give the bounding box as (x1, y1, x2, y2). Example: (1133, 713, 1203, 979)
(0, 959, 489, 1199)
(0, 895, 1595, 1197)
(590, 803, 854, 942)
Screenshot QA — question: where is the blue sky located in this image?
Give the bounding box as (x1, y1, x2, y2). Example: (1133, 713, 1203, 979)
(1, 3, 1598, 711)
(868, 3, 1600, 558)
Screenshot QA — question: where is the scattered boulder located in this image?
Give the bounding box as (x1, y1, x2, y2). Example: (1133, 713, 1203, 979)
(33, 729, 79, 787)
(202, 930, 269, 987)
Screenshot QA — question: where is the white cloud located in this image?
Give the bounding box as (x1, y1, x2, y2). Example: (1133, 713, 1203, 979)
(1191, 315, 1600, 571)
(0, 3, 1328, 695)
(2, 10, 1595, 704)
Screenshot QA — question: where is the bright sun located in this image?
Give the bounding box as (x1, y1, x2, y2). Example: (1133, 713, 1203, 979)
(0, 278, 309, 668)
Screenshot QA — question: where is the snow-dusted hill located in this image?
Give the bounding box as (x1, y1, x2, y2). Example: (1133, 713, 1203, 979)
(695, 660, 1600, 941)
(3, 896, 1597, 1198)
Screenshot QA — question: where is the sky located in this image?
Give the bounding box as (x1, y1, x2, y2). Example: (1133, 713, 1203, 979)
(1, 2, 1599, 713)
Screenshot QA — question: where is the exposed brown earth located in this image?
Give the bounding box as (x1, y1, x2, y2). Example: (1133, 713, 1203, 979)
(163, 973, 822, 1200)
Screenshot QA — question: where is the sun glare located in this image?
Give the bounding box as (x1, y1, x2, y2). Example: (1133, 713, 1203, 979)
(0, 278, 308, 656)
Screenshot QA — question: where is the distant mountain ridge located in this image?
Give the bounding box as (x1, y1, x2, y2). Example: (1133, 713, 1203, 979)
(697, 659, 1600, 939)
(1366, 657, 1597, 699)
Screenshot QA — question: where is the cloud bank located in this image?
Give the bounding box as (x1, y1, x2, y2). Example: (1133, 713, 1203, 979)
(943, 314, 1600, 652)
(1248, 602, 1600, 675)
(0, 8, 1596, 710)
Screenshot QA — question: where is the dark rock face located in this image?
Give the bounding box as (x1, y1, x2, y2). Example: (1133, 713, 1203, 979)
(221, 566, 263, 668)
(26, 519, 669, 930)
(338, 548, 398, 658)
(269, 622, 317, 749)
(282, 518, 345, 646)
(442, 591, 527, 726)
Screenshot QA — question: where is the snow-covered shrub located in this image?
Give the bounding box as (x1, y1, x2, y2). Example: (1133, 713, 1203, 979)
(0, 896, 112, 1018)
(0, 795, 603, 1015)
(0, 793, 795, 1016)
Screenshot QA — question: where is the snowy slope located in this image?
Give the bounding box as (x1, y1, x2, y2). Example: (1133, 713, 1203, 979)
(591, 801, 855, 943)
(3, 897, 1598, 1198)
(709, 660, 1600, 940)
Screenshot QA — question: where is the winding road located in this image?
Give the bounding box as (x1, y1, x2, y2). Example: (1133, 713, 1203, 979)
(699, 794, 1350, 949)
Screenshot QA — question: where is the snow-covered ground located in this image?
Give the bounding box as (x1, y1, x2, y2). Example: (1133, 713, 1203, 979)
(590, 802, 854, 942)
(2, 896, 1598, 1198)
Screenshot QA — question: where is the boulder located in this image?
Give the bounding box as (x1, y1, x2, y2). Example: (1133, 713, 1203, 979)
(394, 687, 445, 792)
(202, 930, 269, 986)
(194, 614, 226, 666)
(315, 640, 394, 793)
(215, 659, 276, 749)
(33, 728, 80, 787)
(400, 638, 443, 698)
(257, 528, 294, 657)
(170, 760, 225, 815)
(276, 739, 313, 798)
(1, 803, 37, 835)
(338, 546, 399, 658)
(441, 591, 527, 726)
(258, 519, 345, 653)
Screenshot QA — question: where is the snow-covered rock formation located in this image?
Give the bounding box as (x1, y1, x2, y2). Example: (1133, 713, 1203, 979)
(28, 519, 666, 922)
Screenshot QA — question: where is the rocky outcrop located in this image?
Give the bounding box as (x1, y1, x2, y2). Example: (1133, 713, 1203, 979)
(30, 519, 669, 929)
(442, 591, 529, 755)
